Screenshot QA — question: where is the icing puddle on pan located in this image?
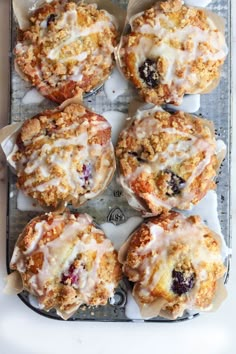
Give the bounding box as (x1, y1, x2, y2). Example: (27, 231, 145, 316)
(6, 0, 232, 322)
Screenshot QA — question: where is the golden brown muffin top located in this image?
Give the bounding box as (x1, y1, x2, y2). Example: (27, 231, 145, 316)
(11, 212, 122, 319)
(119, 0, 227, 105)
(119, 211, 226, 319)
(116, 107, 220, 215)
(10, 103, 115, 209)
(15, 1, 118, 102)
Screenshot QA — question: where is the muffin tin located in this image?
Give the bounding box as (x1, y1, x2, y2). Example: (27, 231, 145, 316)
(6, 0, 232, 321)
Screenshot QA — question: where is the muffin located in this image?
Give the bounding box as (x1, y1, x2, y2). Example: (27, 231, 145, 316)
(118, 0, 227, 105)
(116, 107, 221, 215)
(10, 212, 122, 319)
(15, 1, 118, 102)
(9, 103, 115, 209)
(119, 211, 226, 319)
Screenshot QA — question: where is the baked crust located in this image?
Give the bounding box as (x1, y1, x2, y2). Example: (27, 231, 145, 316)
(119, 0, 227, 105)
(116, 108, 219, 215)
(11, 103, 116, 208)
(15, 1, 118, 102)
(120, 211, 226, 319)
(10, 212, 122, 317)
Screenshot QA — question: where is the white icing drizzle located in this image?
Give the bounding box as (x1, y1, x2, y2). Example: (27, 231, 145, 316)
(184, 190, 229, 260)
(12, 115, 114, 205)
(11, 213, 116, 308)
(102, 110, 128, 145)
(100, 216, 143, 250)
(167, 94, 200, 113)
(125, 290, 144, 321)
(127, 6, 227, 103)
(22, 88, 45, 105)
(43, 8, 116, 83)
(119, 107, 218, 212)
(129, 213, 225, 318)
(184, 0, 212, 6)
(216, 139, 226, 156)
(47, 21, 113, 60)
(28, 294, 41, 309)
(16, 3, 117, 89)
(104, 67, 129, 102)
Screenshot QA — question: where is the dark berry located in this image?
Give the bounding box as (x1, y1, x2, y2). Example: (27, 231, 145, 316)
(139, 59, 159, 88)
(47, 14, 57, 26)
(171, 270, 195, 296)
(61, 264, 78, 285)
(82, 163, 92, 182)
(164, 170, 186, 196)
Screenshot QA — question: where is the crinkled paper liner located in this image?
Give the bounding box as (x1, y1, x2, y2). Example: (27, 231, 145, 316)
(115, 0, 227, 97)
(4, 275, 78, 320)
(3, 271, 24, 295)
(3, 268, 79, 320)
(3, 214, 43, 297)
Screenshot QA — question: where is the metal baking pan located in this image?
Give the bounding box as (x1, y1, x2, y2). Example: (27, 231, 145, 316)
(6, 0, 232, 322)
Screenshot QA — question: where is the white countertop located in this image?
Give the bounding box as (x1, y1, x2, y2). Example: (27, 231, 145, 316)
(0, 1, 235, 353)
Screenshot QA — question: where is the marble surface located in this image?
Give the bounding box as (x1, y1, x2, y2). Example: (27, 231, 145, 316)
(0, 1, 235, 353)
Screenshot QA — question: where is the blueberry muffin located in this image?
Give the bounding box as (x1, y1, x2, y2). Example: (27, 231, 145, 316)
(10, 212, 122, 319)
(119, 211, 226, 319)
(116, 107, 221, 215)
(15, 1, 118, 102)
(118, 0, 227, 105)
(9, 103, 115, 209)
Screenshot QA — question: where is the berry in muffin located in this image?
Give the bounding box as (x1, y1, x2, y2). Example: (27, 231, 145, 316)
(116, 107, 223, 215)
(119, 211, 226, 319)
(118, 0, 227, 105)
(9, 103, 116, 209)
(15, 1, 118, 102)
(10, 212, 122, 319)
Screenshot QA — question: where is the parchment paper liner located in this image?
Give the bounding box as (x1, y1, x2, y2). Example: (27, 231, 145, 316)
(116, 103, 227, 218)
(3, 215, 43, 297)
(115, 0, 227, 100)
(12, 0, 126, 101)
(3, 271, 24, 295)
(4, 274, 76, 320)
(118, 217, 228, 320)
(0, 96, 116, 213)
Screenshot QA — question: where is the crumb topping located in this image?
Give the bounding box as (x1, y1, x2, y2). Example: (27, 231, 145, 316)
(10, 212, 122, 315)
(116, 108, 218, 214)
(120, 0, 227, 104)
(15, 1, 118, 102)
(121, 211, 226, 319)
(11, 103, 115, 208)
